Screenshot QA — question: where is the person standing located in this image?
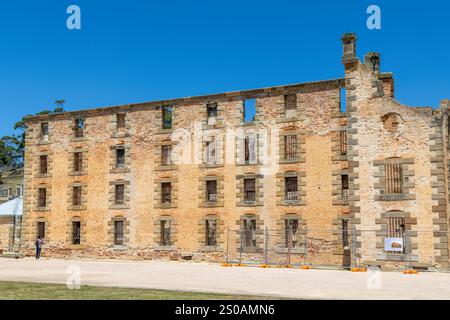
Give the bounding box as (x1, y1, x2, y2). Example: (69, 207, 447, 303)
(35, 237, 44, 259)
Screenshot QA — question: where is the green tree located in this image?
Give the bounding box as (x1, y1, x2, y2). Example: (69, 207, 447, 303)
(54, 100, 65, 112)
(12, 114, 33, 166)
(0, 136, 21, 169)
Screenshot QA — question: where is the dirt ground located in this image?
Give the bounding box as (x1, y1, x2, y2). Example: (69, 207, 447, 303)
(0, 258, 449, 300)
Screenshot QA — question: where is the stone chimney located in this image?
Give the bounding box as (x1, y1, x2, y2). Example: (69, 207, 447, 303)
(364, 52, 380, 74)
(341, 33, 358, 65)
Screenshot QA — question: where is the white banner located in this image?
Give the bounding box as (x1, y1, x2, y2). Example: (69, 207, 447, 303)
(384, 237, 403, 252)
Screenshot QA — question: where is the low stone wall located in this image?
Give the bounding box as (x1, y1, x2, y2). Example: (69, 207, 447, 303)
(20, 236, 341, 266)
(21, 245, 227, 263)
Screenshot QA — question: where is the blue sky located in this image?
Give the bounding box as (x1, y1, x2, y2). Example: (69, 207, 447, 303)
(0, 0, 449, 136)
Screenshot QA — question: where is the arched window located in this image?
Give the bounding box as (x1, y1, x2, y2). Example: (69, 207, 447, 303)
(385, 211, 406, 255)
(284, 173, 299, 201)
(241, 215, 257, 248)
(205, 216, 217, 246)
(385, 158, 403, 194)
(284, 214, 300, 248)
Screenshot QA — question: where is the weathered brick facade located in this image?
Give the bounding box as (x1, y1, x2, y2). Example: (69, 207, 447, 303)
(0, 169, 23, 253)
(0, 168, 23, 204)
(20, 33, 450, 270)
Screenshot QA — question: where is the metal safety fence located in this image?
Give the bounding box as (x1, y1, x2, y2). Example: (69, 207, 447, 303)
(224, 226, 434, 270)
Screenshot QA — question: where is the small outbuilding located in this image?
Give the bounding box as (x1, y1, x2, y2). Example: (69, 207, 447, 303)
(0, 197, 23, 254)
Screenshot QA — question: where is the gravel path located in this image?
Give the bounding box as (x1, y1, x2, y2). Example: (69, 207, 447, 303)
(0, 258, 449, 300)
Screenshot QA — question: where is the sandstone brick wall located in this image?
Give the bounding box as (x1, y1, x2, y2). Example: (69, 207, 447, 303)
(20, 33, 450, 270)
(0, 217, 14, 251)
(21, 78, 350, 265)
(342, 33, 450, 269)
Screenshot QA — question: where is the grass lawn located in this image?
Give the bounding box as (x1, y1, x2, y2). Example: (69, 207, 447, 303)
(0, 281, 277, 300)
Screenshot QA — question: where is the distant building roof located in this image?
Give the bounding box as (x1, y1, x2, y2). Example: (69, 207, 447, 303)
(0, 197, 23, 217)
(0, 167, 24, 178)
